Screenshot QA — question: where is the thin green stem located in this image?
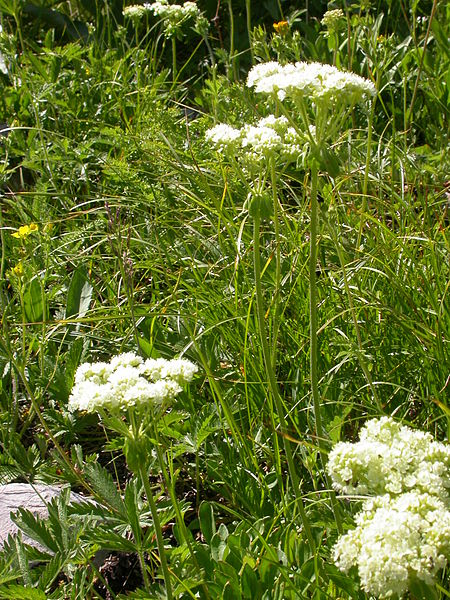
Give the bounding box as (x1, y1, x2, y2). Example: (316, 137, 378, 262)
(308, 162, 321, 444)
(226, 0, 237, 80)
(253, 212, 316, 551)
(357, 98, 375, 250)
(406, 0, 438, 130)
(270, 159, 282, 366)
(245, 0, 254, 64)
(139, 463, 173, 600)
(153, 428, 211, 599)
(171, 36, 177, 80)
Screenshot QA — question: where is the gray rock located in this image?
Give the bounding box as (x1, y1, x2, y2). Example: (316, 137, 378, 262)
(0, 483, 87, 551)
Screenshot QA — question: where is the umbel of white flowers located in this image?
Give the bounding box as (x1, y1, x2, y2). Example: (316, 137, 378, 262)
(205, 115, 313, 165)
(247, 60, 376, 105)
(123, 4, 152, 19)
(327, 417, 450, 598)
(68, 352, 198, 413)
(149, 0, 202, 37)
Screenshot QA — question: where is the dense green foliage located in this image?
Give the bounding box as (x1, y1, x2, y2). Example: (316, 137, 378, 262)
(0, 0, 449, 598)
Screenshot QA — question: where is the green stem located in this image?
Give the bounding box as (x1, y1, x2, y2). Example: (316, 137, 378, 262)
(245, 0, 254, 64)
(406, 0, 438, 130)
(309, 162, 321, 445)
(171, 36, 177, 80)
(253, 212, 316, 552)
(139, 464, 173, 600)
(226, 0, 237, 80)
(357, 97, 376, 251)
(270, 159, 282, 366)
(308, 163, 343, 533)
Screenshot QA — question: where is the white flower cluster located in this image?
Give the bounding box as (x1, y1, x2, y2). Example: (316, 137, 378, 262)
(123, 4, 152, 19)
(334, 492, 450, 598)
(327, 416, 450, 500)
(68, 352, 198, 413)
(149, 0, 200, 37)
(247, 60, 376, 105)
(328, 417, 450, 598)
(321, 9, 345, 32)
(205, 115, 308, 163)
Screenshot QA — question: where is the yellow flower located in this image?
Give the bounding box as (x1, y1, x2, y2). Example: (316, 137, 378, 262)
(12, 262, 24, 277)
(11, 223, 39, 239)
(273, 21, 289, 35)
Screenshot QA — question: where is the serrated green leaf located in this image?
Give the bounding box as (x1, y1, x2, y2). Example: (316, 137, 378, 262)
(84, 462, 125, 516)
(0, 585, 47, 600)
(124, 480, 142, 543)
(11, 509, 58, 554)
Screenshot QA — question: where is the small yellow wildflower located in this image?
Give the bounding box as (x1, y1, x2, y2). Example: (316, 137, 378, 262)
(273, 21, 289, 35)
(377, 34, 386, 43)
(11, 223, 39, 239)
(12, 262, 24, 277)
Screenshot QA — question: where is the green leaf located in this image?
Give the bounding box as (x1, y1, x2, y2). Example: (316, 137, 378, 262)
(198, 501, 215, 544)
(409, 579, 439, 600)
(11, 509, 58, 554)
(124, 480, 142, 544)
(84, 462, 125, 516)
(23, 277, 44, 323)
(241, 562, 258, 599)
(0, 586, 47, 600)
(222, 580, 241, 600)
(22, 4, 89, 42)
(66, 268, 93, 320)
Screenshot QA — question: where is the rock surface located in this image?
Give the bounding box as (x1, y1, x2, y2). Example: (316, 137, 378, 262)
(0, 483, 87, 550)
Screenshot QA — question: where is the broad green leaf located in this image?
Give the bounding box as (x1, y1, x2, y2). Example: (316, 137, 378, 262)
(124, 480, 142, 544)
(198, 501, 215, 544)
(241, 562, 258, 599)
(66, 268, 93, 320)
(23, 278, 44, 323)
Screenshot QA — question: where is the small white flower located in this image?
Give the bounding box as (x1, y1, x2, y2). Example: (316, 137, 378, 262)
(205, 123, 242, 151)
(327, 417, 450, 502)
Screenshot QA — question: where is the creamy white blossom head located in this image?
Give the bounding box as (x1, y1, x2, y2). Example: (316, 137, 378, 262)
(149, 0, 201, 37)
(69, 352, 198, 413)
(247, 60, 376, 105)
(321, 9, 345, 33)
(334, 492, 450, 598)
(205, 123, 242, 152)
(123, 4, 151, 19)
(206, 115, 309, 165)
(327, 417, 450, 501)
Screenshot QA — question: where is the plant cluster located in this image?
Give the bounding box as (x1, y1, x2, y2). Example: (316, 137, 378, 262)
(0, 0, 448, 598)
